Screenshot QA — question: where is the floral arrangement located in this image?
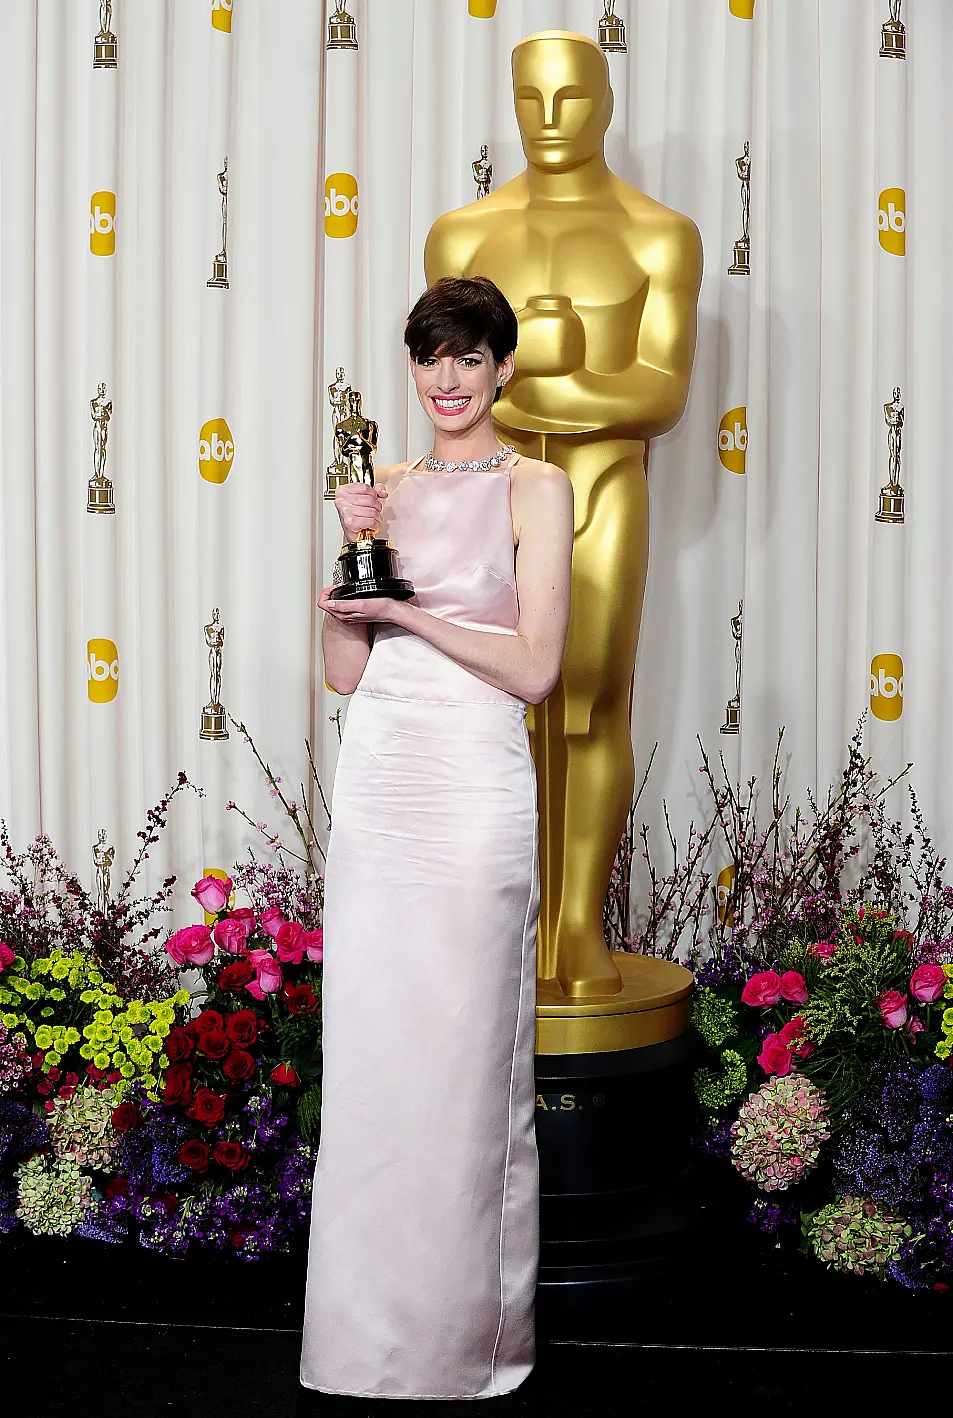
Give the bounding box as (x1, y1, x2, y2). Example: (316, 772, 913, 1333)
(0, 729, 327, 1259)
(647, 723, 953, 1287)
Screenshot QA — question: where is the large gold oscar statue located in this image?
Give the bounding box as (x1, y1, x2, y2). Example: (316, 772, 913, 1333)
(425, 31, 702, 1050)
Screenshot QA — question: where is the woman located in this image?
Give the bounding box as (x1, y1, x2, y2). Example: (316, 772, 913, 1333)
(300, 276, 573, 1401)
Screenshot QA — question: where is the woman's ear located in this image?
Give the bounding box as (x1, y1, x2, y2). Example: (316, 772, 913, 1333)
(497, 352, 515, 388)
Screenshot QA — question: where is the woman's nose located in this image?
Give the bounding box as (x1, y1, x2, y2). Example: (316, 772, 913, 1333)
(435, 360, 460, 390)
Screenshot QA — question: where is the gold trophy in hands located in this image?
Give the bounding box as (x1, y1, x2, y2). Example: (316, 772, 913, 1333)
(329, 389, 415, 602)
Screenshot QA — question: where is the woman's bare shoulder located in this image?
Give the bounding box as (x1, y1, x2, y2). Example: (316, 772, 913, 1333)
(373, 460, 415, 491)
(511, 456, 573, 501)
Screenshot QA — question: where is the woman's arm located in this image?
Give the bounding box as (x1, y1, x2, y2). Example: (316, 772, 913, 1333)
(318, 464, 573, 704)
(322, 613, 371, 695)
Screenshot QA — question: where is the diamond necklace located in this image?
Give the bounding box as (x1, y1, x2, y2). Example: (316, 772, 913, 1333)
(424, 444, 516, 473)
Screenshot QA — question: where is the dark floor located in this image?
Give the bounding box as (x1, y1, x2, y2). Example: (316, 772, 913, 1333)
(1, 1227, 949, 1418)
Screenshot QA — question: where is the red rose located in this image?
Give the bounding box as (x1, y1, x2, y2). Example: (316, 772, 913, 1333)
(213, 1140, 251, 1172)
(166, 924, 214, 967)
(910, 964, 947, 1004)
(193, 1009, 224, 1033)
(152, 1192, 179, 1215)
(222, 1049, 257, 1081)
(178, 1139, 211, 1172)
(270, 1062, 301, 1087)
(301, 928, 324, 964)
(231, 907, 257, 929)
(162, 1062, 193, 1107)
(111, 1100, 139, 1133)
(276, 921, 305, 964)
(164, 1027, 194, 1062)
(878, 989, 908, 1029)
(219, 959, 256, 991)
(757, 1032, 793, 1076)
(187, 1087, 227, 1124)
(281, 981, 319, 1016)
(780, 971, 809, 1005)
(196, 1029, 230, 1060)
(778, 1015, 815, 1059)
(225, 1009, 260, 1048)
(104, 1176, 129, 1198)
(741, 971, 783, 1007)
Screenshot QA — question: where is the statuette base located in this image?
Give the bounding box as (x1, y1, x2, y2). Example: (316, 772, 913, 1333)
(876, 486, 905, 523)
(728, 240, 750, 275)
(207, 254, 229, 289)
(880, 26, 905, 58)
(330, 538, 415, 601)
(200, 706, 229, 741)
(721, 700, 741, 735)
(87, 479, 115, 514)
(93, 37, 118, 68)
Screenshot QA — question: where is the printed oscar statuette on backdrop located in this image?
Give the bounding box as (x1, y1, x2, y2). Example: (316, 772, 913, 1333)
(728, 142, 751, 276)
(93, 0, 118, 68)
(208, 159, 229, 289)
(721, 600, 744, 735)
(199, 608, 229, 741)
(327, 2, 358, 50)
(880, 0, 905, 59)
(598, 2, 627, 53)
(876, 387, 906, 524)
(328, 391, 415, 602)
(87, 382, 116, 514)
(325, 367, 353, 499)
(93, 829, 115, 916)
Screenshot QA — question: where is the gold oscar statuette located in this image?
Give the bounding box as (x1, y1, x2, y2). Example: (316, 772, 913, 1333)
(876, 386, 905, 524)
(598, 2, 627, 54)
(327, 2, 358, 51)
(208, 158, 229, 289)
(87, 382, 115, 514)
(93, 829, 115, 915)
(720, 600, 744, 735)
(93, 0, 118, 69)
(880, 0, 905, 59)
(425, 30, 702, 1047)
(328, 390, 415, 602)
(472, 145, 493, 201)
(728, 142, 751, 276)
(199, 608, 229, 741)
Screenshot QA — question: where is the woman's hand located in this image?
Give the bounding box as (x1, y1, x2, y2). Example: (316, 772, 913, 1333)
(334, 483, 387, 543)
(318, 585, 412, 626)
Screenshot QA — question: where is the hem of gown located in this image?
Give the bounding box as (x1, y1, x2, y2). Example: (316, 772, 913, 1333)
(298, 1372, 533, 1400)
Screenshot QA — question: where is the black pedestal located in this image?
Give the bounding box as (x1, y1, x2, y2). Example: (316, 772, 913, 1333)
(535, 1033, 704, 1307)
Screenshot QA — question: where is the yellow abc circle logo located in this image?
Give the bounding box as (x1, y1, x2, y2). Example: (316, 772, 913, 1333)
(870, 653, 904, 721)
(198, 418, 235, 483)
(325, 173, 359, 239)
(878, 188, 906, 256)
(729, 0, 756, 16)
(716, 864, 736, 926)
(87, 639, 119, 703)
(469, 0, 498, 14)
(211, 0, 232, 32)
(718, 406, 748, 474)
(89, 191, 117, 256)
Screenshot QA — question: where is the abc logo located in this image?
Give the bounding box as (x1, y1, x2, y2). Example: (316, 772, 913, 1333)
(729, 0, 756, 16)
(198, 418, 235, 483)
(325, 173, 359, 239)
(870, 653, 904, 721)
(878, 188, 906, 256)
(716, 864, 736, 926)
(211, 0, 232, 32)
(718, 406, 747, 475)
(87, 639, 119, 703)
(468, 0, 498, 14)
(89, 191, 117, 256)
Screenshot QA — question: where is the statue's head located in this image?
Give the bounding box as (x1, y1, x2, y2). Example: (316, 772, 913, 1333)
(512, 31, 612, 172)
(348, 388, 363, 415)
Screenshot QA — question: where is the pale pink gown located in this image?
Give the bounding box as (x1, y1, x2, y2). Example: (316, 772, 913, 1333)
(300, 456, 540, 1400)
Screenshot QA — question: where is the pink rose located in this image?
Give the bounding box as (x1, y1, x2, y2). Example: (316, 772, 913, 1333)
(0, 940, 15, 972)
(778, 1015, 815, 1059)
(275, 921, 305, 964)
(260, 907, 286, 939)
(191, 875, 232, 915)
(245, 948, 283, 999)
(905, 1017, 925, 1044)
(757, 1032, 793, 1076)
(166, 924, 215, 967)
(780, 971, 809, 1005)
(213, 918, 250, 955)
(809, 940, 837, 960)
(878, 989, 908, 1029)
(910, 964, 946, 1004)
(741, 971, 783, 1008)
(230, 908, 257, 936)
(301, 928, 324, 964)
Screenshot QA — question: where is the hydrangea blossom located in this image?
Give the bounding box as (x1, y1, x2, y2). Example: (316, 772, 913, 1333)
(47, 1085, 120, 1170)
(16, 1154, 93, 1236)
(730, 1072, 830, 1191)
(805, 1195, 911, 1276)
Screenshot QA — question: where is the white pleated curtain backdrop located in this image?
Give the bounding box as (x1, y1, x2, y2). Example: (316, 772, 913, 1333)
(1, 0, 951, 939)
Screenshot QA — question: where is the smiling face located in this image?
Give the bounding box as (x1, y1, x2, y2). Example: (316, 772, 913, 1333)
(512, 32, 612, 172)
(410, 344, 514, 435)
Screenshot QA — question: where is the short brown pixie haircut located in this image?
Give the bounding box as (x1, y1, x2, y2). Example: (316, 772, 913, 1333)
(404, 276, 518, 402)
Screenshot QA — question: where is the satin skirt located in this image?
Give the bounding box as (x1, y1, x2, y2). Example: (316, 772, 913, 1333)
(300, 689, 540, 1400)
